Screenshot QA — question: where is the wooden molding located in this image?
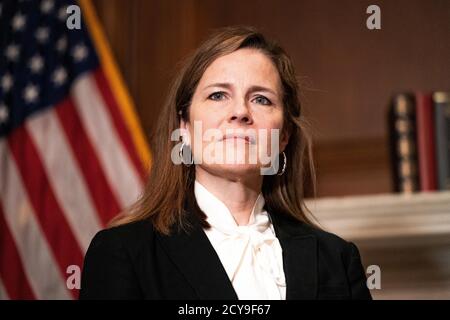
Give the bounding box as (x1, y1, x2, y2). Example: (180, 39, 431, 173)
(307, 191, 450, 246)
(307, 191, 450, 299)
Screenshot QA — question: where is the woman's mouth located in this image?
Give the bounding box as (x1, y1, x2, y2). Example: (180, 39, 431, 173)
(221, 133, 256, 144)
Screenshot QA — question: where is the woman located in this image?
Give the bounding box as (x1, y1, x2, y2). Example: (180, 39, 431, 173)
(79, 26, 372, 300)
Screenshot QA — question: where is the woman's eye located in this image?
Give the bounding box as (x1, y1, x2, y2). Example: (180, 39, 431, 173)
(208, 92, 226, 101)
(253, 95, 272, 106)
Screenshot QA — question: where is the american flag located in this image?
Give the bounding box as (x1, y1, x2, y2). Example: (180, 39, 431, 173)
(0, 0, 150, 299)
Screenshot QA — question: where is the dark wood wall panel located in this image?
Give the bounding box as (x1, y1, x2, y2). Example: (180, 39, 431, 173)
(91, 0, 450, 197)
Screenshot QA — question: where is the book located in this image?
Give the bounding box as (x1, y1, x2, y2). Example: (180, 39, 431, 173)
(433, 92, 450, 190)
(416, 93, 437, 191)
(388, 93, 420, 193)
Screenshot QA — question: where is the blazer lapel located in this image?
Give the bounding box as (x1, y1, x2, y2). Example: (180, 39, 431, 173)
(269, 211, 318, 299)
(155, 196, 317, 300)
(156, 211, 238, 300)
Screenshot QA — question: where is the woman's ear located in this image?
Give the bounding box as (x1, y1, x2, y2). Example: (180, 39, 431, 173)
(180, 117, 191, 131)
(180, 118, 186, 130)
(280, 127, 290, 152)
(179, 118, 191, 144)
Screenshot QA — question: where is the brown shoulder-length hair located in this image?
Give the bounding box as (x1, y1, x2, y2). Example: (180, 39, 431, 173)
(110, 25, 318, 234)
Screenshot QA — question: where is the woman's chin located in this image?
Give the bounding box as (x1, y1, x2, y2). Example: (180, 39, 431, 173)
(204, 163, 262, 177)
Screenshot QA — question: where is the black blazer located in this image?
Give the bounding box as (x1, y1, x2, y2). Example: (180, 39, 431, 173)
(79, 207, 372, 300)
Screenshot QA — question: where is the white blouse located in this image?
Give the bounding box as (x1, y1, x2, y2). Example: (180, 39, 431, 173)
(194, 180, 286, 300)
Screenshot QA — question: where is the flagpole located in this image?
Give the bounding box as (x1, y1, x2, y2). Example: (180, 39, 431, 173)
(78, 0, 152, 170)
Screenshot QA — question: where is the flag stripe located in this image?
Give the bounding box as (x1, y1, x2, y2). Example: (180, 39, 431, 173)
(0, 141, 71, 299)
(55, 97, 122, 226)
(0, 203, 36, 300)
(25, 108, 102, 252)
(94, 69, 147, 182)
(7, 129, 83, 299)
(72, 74, 143, 208)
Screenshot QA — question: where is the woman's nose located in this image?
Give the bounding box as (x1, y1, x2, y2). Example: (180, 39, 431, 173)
(229, 101, 253, 125)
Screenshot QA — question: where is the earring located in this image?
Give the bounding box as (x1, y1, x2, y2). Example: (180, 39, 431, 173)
(277, 151, 287, 176)
(179, 141, 193, 166)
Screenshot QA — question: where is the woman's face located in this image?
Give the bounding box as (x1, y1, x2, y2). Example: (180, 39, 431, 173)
(180, 48, 289, 178)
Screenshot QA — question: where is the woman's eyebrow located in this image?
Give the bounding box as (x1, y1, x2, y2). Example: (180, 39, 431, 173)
(247, 85, 278, 96)
(203, 83, 278, 96)
(203, 82, 233, 91)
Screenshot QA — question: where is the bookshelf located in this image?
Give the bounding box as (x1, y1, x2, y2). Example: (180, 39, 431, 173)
(307, 191, 450, 299)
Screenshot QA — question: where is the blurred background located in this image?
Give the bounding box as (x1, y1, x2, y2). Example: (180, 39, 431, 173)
(93, 1, 450, 298)
(94, 0, 449, 197)
(0, 0, 449, 300)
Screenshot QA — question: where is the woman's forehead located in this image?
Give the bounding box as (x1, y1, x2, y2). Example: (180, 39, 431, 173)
(198, 48, 281, 92)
